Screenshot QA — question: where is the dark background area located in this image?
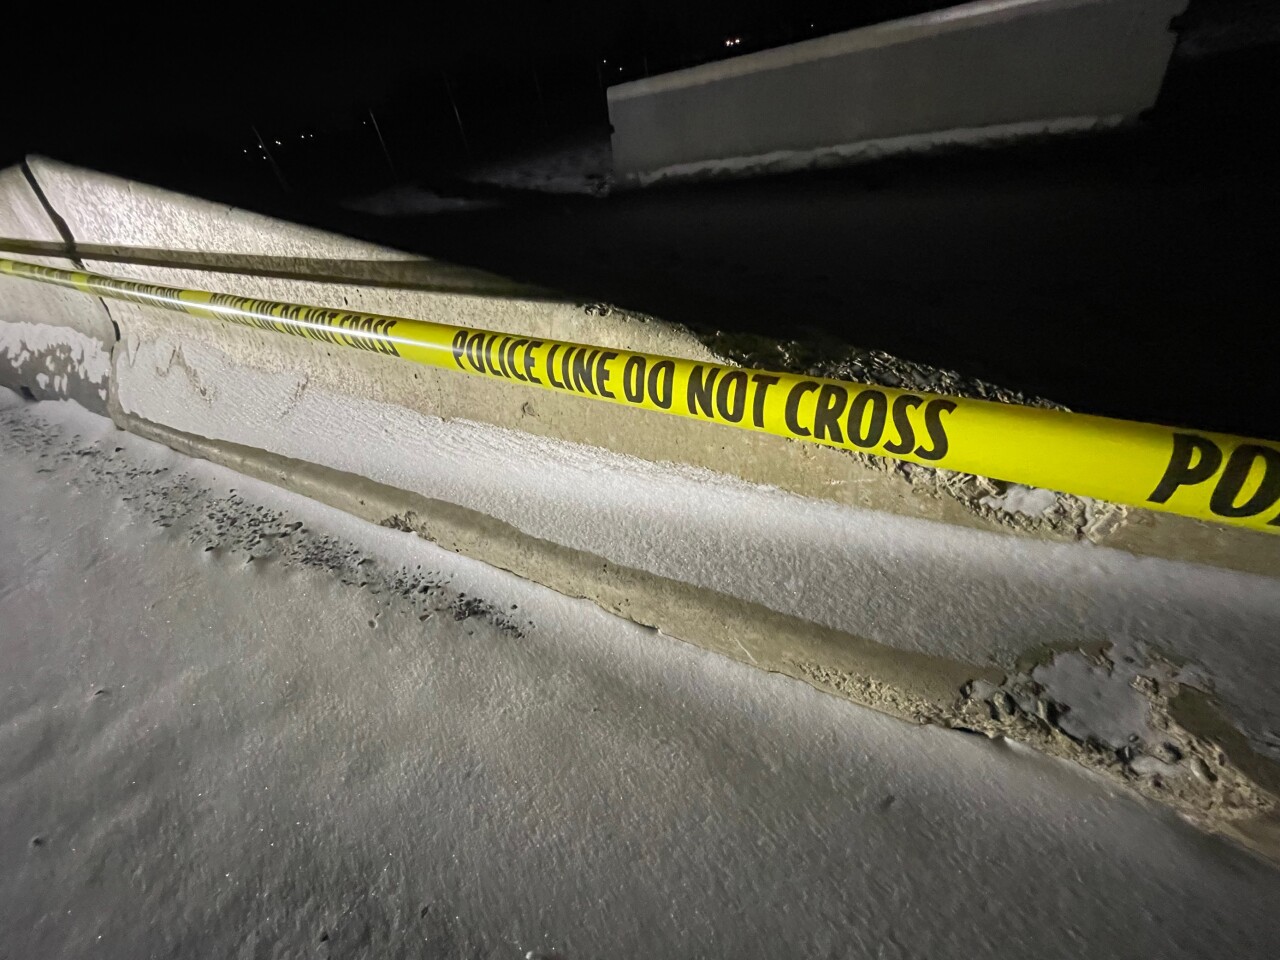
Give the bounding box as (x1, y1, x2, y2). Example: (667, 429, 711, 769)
(3, 0, 1278, 438)
(340, 40, 1280, 440)
(3, 0, 1272, 202)
(3, 1, 967, 196)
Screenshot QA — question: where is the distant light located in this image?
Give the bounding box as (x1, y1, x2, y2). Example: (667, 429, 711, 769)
(724, 36, 742, 47)
(602, 59, 607, 64)
(274, 140, 281, 145)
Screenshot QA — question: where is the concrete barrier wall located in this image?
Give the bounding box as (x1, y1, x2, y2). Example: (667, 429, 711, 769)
(0, 165, 114, 412)
(608, 0, 1186, 184)
(8, 160, 1272, 572)
(3, 158, 1278, 856)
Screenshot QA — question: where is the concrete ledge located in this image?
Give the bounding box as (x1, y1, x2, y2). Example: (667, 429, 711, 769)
(608, 0, 1185, 184)
(4, 159, 1279, 858)
(10, 159, 1278, 577)
(118, 409, 1280, 862)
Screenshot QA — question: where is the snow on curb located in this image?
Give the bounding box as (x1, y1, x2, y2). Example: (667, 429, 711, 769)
(104, 328, 1280, 852)
(0, 319, 111, 404)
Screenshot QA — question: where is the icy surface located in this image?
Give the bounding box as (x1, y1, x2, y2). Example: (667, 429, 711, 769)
(2, 393, 1278, 958)
(115, 337, 1280, 759)
(981, 483, 1061, 517)
(0, 320, 111, 399)
(1031, 635, 1170, 749)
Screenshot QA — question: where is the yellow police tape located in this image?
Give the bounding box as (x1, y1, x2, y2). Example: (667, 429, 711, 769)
(3, 255, 1278, 534)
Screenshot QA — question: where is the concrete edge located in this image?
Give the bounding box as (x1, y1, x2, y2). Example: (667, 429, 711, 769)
(113, 404, 1280, 864)
(0, 237, 562, 302)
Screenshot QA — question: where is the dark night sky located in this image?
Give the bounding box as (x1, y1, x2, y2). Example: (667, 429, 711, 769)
(11, 6, 600, 133)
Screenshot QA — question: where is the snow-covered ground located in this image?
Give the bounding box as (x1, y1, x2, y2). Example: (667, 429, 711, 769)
(2, 391, 1279, 959)
(339, 185, 499, 218)
(343, 134, 613, 213)
(461, 132, 614, 196)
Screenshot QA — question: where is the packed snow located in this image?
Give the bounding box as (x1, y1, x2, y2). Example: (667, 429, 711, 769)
(461, 132, 614, 196)
(2, 392, 1279, 958)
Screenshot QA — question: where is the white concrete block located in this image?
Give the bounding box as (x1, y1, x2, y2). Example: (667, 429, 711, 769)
(608, 0, 1187, 183)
